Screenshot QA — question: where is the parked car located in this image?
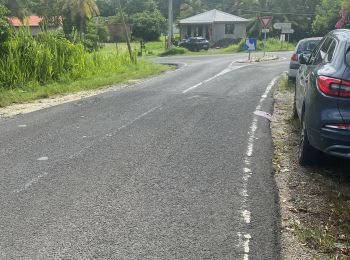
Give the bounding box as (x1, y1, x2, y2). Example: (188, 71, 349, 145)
(289, 37, 322, 80)
(179, 37, 210, 51)
(295, 30, 350, 165)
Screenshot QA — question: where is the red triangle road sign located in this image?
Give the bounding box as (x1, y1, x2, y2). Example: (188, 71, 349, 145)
(259, 16, 273, 29)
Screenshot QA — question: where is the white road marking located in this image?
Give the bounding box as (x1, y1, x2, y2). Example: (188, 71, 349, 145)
(242, 210, 251, 224)
(238, 76, 279, 260)
(37, 157, 48, 161)
(18, 124, 27, 128)
(182, 63, 248, 93)
(243, 233, 252, 260)
(13, 172, 49, 193)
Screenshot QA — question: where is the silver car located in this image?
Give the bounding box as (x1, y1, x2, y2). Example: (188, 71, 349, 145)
(289, 37, 322, 80)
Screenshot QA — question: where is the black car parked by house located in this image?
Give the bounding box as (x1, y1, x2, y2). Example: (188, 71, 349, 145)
(295, 29, 350, 165)
(179, 37, 210, 51)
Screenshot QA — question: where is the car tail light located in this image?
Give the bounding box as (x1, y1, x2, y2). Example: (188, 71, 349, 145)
(291, 53, 298, 61)
(339, 79, 350, 97)
(325, 123, 350, 130)
(317, 76, 342, 97)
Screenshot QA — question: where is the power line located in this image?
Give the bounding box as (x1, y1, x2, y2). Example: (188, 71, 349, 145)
(238, 9, 316, 16)
(201, 2, 316, 17)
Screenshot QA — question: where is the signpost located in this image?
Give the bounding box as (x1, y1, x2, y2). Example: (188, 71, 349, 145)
(259, 16, 273, 56)
(274, 23, 294, 42)
(243, 38, 257, 60)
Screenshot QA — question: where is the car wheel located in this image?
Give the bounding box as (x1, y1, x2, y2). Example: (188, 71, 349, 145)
(298, 116, 320, 166)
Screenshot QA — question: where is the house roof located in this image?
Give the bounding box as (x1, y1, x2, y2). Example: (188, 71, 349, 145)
(179, 9, 250, 24)
(8, 16, 43, 27)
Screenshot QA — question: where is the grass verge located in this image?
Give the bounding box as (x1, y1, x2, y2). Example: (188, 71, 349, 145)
(0, 60, 169, 107)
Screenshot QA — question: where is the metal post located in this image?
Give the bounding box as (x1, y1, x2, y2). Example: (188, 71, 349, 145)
(168, 0, 173, 48)
(263, 31, 267, 57)
(117, 0, 134, 63)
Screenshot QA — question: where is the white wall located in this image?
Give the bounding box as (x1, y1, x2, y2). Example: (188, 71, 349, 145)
(213, 23, 247, 42)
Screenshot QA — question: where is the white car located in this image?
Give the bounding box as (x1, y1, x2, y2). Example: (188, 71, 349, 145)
(289, 37, 322, 80)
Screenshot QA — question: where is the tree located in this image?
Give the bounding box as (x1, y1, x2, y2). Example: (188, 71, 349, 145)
(96, 0, 115, 16)
(179, 0, 206, 19)
(31, 0, 63, 31)
(62, 0, 100, 40)
(125, 0, 157, 15)
(131, 10, 166, 41)
(313, 0, 342, 35)
(0, 0, 30, 18)
(0, 4, 10, 43)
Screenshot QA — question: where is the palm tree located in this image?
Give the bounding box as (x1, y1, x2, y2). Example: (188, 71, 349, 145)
(62, 0, 99, 39)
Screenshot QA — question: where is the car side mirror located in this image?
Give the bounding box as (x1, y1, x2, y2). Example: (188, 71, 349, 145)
(299, 54, 308, 65)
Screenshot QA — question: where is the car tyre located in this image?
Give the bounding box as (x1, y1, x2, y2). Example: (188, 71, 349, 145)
(298, 116, 320, 166)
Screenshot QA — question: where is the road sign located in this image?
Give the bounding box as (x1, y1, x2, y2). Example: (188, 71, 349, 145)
(282, 28, 295, 34)
(273, 23, 292, 30)
(280, 34, 286, 42)
(259, 16, 273, 29)
(243, 38, 257, 51)
(261, 29, 270, 33)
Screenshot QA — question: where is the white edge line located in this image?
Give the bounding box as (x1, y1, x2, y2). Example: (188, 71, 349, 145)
(239, 76, 279, 260)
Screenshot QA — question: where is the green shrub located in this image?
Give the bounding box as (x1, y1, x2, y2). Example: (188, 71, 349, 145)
(131, 10, 166, 41)
(159, 47, 188, 57)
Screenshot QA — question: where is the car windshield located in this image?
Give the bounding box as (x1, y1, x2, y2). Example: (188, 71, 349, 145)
(297, 40, 320, 53)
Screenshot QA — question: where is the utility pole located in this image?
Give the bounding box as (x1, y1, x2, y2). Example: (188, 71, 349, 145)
(117, 0, 134, 63)
(167, 0, 173, 49)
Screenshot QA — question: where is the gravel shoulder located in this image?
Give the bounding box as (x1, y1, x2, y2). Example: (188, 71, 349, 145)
(271, 76, 350, 259)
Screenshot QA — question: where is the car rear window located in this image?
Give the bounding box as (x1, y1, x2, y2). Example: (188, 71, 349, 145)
(297, 40, 320, 53)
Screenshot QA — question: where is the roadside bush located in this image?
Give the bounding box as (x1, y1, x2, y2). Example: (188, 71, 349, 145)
(83, 22, 110, 51)
(159, 47, 188, 57)
(131, 10, 166, 41)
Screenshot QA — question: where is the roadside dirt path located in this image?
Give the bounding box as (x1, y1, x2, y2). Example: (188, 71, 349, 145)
(272, 77, 350, 259)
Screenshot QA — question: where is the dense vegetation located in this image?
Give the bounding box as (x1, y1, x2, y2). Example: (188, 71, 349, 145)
(1, 0, 349, 42)
(0, 1, 168, 106)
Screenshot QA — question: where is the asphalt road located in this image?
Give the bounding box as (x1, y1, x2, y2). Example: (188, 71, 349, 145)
(0, 52, 290, 259)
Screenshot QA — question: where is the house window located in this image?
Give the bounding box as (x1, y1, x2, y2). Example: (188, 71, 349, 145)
(225, 24, 235, 34)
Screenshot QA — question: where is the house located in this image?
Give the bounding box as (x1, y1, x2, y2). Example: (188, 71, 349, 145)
(8, 16, 43, 35)
(8, 16, 61, 35)
(179, 9, 250, 45)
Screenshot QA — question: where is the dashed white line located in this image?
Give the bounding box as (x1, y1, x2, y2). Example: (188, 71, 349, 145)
(13, 172, 49, 193)
(238, 76, 279, 260)
(37, 157, 49, 161)
(182, 63, 248, 93)
(242, 210, 251, 224)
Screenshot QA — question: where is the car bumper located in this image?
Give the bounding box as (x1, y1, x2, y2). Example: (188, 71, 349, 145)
(289, 68, 298, 78)
(309, 127, 350, 159)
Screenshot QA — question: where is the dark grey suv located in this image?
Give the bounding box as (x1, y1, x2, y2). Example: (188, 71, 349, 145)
(295, 30, 350, 165)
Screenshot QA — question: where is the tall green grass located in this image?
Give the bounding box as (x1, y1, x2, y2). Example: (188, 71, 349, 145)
(0, 29, 170, 107)
(0, 29, 136, 89)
